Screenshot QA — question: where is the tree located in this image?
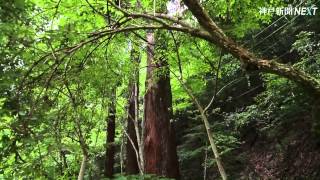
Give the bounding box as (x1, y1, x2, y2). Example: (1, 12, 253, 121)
(2, 0, 320, 179)
(126, 47, 140, 175)
(105, 88, 116, 178)
(143, 31, 180, 178)
(181, 0, 320, 97)
(101, 0, 320, 97)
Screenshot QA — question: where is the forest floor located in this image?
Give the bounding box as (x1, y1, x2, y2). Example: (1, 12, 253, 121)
(238, 113, 320, 179)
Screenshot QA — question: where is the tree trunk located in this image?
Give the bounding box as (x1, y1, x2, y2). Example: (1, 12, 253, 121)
(144, 31, 180, 179)
(77, 154, 87, 180)
(105, 89, 116, 178)
(126, 78, 140, 174)
(126, 90, 139, 174)
(171, 71, 227, 180)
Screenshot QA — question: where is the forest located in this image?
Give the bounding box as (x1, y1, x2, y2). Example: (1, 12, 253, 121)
(1, 0, 320, 179)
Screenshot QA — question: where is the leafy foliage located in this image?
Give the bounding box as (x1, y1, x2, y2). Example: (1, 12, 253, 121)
(1, 0, 320, 179)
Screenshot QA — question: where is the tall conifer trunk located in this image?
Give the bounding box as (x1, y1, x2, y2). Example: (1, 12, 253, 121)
(144, 31, 180, 179)
(105, 89, 116, 178)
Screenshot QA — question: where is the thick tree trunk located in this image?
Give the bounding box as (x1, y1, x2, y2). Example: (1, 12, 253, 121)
(144, 31, 180, 179)
(105, 89, 116, 178)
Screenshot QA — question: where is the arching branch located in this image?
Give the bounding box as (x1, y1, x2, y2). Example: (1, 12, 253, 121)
(182, 0, 320, 97)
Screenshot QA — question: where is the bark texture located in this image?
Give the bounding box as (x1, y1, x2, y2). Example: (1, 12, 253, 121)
(144, 31, 180, 179)
(105, 89, 116, 178)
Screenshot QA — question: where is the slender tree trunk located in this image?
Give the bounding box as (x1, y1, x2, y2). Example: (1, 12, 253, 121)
(105, 89, 116, 178)
(77, 129, 89, 180)
(133, 50, 145, 174)
(170, 71, 227, 180)
(126, 79, 140, 174)
(144, 31, 180, 179)
(76, 115, 89, 180)
(78, 154, 87, 180)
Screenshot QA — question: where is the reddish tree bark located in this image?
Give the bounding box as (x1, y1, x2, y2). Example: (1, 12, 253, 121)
(144, 31, 180, 179)
(105, 89, 116, 178)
